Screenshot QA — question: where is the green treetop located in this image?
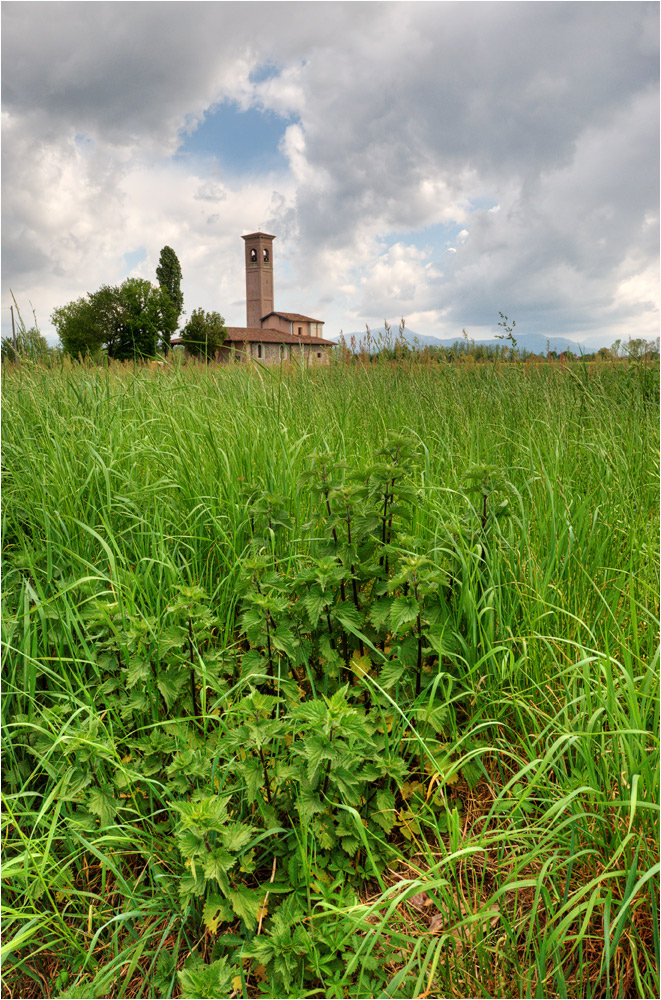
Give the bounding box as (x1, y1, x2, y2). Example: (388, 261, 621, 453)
(156, 246, 183, 348)
(52, 278, 174, 361)
(181, 309, 227, 361)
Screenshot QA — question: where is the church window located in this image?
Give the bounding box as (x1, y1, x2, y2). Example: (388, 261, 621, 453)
(263, 248, 269, 263)
(250, 248, 257, 262)
(257, 344, 263, 359)
(298, 326, 302, 335)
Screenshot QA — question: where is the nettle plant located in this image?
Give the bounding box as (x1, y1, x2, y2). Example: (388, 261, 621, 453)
(86, 583, 225, 728)
(163, 437, 513, 995)
(236, 434, 457, 706)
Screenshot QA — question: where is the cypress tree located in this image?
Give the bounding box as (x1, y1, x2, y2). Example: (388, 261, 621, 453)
(156, 246, 183, 350)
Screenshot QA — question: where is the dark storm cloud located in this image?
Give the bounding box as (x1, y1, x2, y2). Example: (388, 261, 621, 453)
(289, 2, 658, 243)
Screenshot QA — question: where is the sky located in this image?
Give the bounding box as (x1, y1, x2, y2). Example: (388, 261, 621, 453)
(2, 0, 659, 348)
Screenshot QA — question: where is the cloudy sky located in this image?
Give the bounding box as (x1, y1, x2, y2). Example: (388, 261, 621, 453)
(2, 0, 659, 347)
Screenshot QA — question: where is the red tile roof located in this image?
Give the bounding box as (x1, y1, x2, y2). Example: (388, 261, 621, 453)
(171, 327, 335, 347)
(262, 311, 324, 324)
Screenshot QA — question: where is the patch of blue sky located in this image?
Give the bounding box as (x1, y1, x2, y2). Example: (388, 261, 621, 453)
(467, 195, 500, 212)
(122, 248, 146, 275)
(248, 62, 281, 84)
(176, 100, 297, 175)
(380, 220, 465, 255)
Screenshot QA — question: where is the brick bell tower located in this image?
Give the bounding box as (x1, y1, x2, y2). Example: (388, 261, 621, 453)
(242, 232, 275, 328)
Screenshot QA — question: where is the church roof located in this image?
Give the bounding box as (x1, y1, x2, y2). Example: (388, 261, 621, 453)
(262, 311, 325, 324)
(225, 327, 334, 345)
(171, 327, 335, 347)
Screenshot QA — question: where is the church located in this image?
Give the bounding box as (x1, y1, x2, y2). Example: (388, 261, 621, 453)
(173, 232, 334, 364)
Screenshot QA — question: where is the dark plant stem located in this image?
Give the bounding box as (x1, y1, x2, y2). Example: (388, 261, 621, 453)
(325, 608, 336, 651)
(346, 506, 364, 656)
(255, 578, 277, 688)
(380, 452, 399, 575)
(414, 582, 422, 697)
(187, 617, 199, 723)
(321, 472, 348, 603)
(321, 729, 334, 797)
(257, 746, 272, 804)
(264, 615, 275, 686)
(341, 631, 350, 679)
(381, 486, 390, 548)
(386, 475, 398, 545)
(481, 491, 488, 531)
(321, 759, 332, 798)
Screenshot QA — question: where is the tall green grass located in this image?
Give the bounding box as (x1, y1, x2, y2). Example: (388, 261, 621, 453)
(2, 356, 658, 998)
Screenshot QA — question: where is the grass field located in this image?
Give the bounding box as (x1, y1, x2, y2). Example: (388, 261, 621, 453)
(2, 355, 659, 999)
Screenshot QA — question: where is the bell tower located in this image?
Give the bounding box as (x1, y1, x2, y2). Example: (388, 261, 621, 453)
(242, 232, 275, 328)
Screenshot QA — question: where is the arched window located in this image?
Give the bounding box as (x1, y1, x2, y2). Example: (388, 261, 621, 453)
(263, 248, 270, 263)
(250, 248, 257, 263)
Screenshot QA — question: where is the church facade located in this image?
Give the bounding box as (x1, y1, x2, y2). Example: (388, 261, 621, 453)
(173, 233, 334, 364)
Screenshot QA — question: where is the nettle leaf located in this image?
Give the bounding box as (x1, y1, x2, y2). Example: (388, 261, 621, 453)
(350, 652, 372, 678)
(378, 659, 405, 690)
(270, 629, 298, 658)
(302, 732, 334, 779)
(203, 846, 237, 881)
(157, 624, 187, 655)
(389, 596, 419, 632)
(97, 677, 121, 696)
(297, 782, 325, 824)
(177, 829, 205, 859)
(394, 635, 419, 667)
(179, 870, 207, 902)
(114, 766, 145, 791)
(120, 691, 150, 717)
(339, 836, 360, 856)
(368, 597, 393, 630)
(179, 955, 235, 1000)
(326, 686, 351, 715)
(373, 788, 396, 833)
(203, 894, 234, 934)
(313, 816, 337, 850)
(415, 702, 448, 734)
(333, 602, 363, 630)
(238, 756, 264, 803)
(302, 588, 327, 628)
(126, 657, 151, 689)
(87, 785, 117, 826)
(359, 762, 383, 783)
(241, 648, 267, 679)
(331, 763, 364, 802)
(221, 821, 254, 853)
(318, 632, 341, 667)
(292, 699, 328, 727)
(157, 670, 186, 710)
(172, 793, 230, 833)
(61, 765, 93, 798)
(228, 886, 264, 930)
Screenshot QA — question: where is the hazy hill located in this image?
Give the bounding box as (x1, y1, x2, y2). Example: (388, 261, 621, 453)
(333, 328, 608, 354)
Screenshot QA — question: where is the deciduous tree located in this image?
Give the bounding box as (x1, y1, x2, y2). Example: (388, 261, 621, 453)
(52, 279, 173, 361)
(181, 309, 227, 360)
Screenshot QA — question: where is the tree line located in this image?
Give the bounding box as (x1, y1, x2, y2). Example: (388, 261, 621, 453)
(2, 247, 228, 363)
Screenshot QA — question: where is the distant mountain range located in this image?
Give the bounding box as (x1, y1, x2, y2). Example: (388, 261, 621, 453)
(333, 328, 610, 355)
